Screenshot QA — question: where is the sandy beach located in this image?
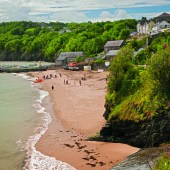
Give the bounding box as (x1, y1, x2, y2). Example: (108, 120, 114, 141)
(32, 69, 139, 170)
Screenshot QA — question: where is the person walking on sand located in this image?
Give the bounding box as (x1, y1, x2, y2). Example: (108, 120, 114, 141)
(79, 80, 81, 86)
(52, 85, 54, 90)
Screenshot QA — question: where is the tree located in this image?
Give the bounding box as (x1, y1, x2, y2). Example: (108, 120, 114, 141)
(148, 48, 170, 96)
(108, 46, 134, 95)
(0, 19, 137, 61)
(168, 36, 170, 48)
(119, 28, 130, 39)
(5, 39, 22, 52)
(132, 47, 151, 65)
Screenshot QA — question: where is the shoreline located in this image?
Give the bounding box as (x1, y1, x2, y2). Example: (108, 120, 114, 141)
(31, 69, 139, 170)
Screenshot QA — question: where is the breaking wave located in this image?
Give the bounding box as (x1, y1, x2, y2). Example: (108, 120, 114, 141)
(17, 74, 76, 170)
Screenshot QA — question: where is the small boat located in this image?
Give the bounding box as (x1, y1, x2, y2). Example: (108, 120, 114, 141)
(34, 78, 43, 83)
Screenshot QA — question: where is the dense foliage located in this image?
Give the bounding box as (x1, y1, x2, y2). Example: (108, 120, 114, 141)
(100, 34, 170, 151)
(106, 36, 170, 122)
(132, 32, 170, 65)
(0, 19, 137, 61)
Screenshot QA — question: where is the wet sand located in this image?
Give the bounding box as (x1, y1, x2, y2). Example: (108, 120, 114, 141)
(32, 69, 139, 170)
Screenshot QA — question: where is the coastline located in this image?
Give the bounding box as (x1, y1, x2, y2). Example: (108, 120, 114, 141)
(31, 69, 139, 170)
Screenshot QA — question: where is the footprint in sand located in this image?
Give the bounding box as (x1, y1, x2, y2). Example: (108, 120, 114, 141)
(75, 142, 87, 149)
(98, 161, 106, 166)
(86, 163, 96, 167)
(89, 155, 97, 161)
(79, 145, 87, 149)
(64, 144, 74, 148)
(82, 157, 89, 161)
(84, 150, 93, 154)
(71, 135, 77, 138)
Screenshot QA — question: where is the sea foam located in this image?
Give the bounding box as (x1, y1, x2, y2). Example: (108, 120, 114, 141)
(17, 74, 76, 170)
(18, 73, 30, 79)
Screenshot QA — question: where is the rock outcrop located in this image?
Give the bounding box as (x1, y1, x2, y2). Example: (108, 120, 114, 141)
(100, 107, 170, 148)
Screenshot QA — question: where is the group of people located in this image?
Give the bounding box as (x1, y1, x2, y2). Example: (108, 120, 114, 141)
(50, 72, 88, 91)
(64, 79, 69, 85)
(63, 79, 82, 86)
(43, 73, 62, 80)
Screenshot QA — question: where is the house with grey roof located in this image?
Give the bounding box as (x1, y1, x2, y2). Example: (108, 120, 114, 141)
(104, 50, 119, 61)
(59, 27, 71, 34)
(104, 40, 125, 54)
(152, 20, 170, 33)
(55, 52, 84, 66)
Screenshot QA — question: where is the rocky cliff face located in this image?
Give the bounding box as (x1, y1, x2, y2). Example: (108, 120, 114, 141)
(100, 104, 170, 148)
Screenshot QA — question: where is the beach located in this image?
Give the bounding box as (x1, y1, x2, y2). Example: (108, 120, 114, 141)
(32, 69, 139, 170)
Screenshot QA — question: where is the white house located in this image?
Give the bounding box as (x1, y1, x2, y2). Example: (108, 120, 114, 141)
(152, 21, 170, 33)
(137, 17, 150, 34)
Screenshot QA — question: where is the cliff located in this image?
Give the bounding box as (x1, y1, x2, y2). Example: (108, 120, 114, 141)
(99, 47, 170, 148)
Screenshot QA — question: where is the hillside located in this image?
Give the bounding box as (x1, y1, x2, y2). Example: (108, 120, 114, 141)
(100, 33, 170, 146)
(97, 34, 170, 169)
(0, 19, 137, 61)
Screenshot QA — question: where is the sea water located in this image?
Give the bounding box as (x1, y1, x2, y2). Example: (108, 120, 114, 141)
(0, 73, 76, 170)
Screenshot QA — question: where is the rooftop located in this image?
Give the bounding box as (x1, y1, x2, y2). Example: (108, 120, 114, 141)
(56, 52, 84, 61)
(156, 12, 170, 18)
(105, 50, 119, 56)
(104, 40, 124, 47)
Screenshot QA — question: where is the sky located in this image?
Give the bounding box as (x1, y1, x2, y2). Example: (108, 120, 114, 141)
(0, 0, 170, 23)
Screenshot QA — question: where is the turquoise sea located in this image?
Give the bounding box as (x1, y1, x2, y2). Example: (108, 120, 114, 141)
(0, 73, 76, 170)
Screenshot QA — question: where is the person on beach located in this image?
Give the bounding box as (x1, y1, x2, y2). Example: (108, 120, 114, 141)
(64, 79, 65, 84)
(79, 80, 81, 86)
(84, 73, 86, 80)
(52, 85, 54, 90)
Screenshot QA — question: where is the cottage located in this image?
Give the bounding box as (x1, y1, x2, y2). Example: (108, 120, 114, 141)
(152, 21, 170, 33)
(104, 50, 119, 61)
(55, 52, 84, 66)
(104, 40, 125, 54)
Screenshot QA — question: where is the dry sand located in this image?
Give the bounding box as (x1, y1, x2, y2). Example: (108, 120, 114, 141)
(32, 69, 139, 170)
